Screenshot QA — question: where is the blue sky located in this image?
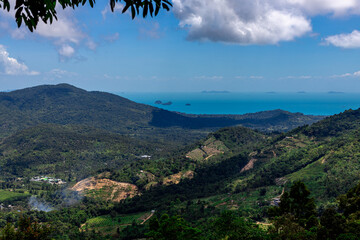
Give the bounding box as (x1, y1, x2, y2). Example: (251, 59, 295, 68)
(1, 0, 360, 92)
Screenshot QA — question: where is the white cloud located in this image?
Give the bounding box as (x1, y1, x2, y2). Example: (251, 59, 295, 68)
(86, 40, 97, 50)
(173, 0, 360, 45)
(2, 0, 84, 45)
(43, 68, 78, 81)
(34, 10, 95, 58)
(139, 22, 162, 39)
(324, 30, 360, 48)
(58, 44, 75, 59)
(35, 17, 84, 44)
(104, 33, 120, 42)
(332, 73, 353, 78)
(49, 69, 76, 77)
(354, 71, 360, 76)
(0, 4, 96, 59)
(195, 75, 223, 80)
(287, 0, 360, 16)
(10, 28, 27, 39)
(249, 76, 264, 79)
(332, 70, 360, 78)
(101, 4, 125, 19)
(283, 75, 313, 79)
(0, 45, 39, 75)
(236, 76, 264, 79)
(173, 0, 311, 45)
(103, 74, 129, 80)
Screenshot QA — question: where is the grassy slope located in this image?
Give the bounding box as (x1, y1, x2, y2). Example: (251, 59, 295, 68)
(0, 189, 30, 202)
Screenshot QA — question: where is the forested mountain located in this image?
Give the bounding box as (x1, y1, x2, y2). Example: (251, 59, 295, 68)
(0, 84, 323, 145)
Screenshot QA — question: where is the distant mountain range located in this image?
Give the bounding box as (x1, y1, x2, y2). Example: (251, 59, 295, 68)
(0, 84, 324, 145)
(201, 90, 230, 94)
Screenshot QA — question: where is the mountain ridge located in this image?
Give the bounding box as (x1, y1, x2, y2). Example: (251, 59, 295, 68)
(0, 84, 324, 145)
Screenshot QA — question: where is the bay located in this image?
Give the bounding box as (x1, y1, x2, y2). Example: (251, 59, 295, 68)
(115, 92, 360, 116)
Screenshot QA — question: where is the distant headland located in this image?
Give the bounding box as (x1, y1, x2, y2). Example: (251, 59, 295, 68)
(201, 90, 230, 94)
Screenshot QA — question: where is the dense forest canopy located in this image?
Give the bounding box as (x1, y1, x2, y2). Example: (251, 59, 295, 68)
(0, 85, 359, 239)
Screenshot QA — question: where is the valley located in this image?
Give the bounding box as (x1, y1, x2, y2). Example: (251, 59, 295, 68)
(0, 84, 359, 239)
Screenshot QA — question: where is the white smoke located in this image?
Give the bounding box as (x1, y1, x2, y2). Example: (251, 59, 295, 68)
(28, 196, 54, 212)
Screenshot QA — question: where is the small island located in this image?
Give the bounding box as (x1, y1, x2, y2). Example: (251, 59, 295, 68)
(155, 100, 173, 106)
(162, 101, 172, 106)
(328, 91, 344, 94)
(202, 90, 230, 94)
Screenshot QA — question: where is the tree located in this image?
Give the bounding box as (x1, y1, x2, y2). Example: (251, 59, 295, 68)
(0, 0, 172, 32)
(269, 214, 316, 240)
(268, 181, 317, 229)
(210, 211, 268, 240)
(339, 181, 360, 217)
(145, 214, 202, 240)
(0, 217, 52, 240)
(317, 207, 347, 240)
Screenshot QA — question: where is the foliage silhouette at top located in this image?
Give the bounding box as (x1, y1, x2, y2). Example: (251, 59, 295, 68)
(0, 0, 172, 31)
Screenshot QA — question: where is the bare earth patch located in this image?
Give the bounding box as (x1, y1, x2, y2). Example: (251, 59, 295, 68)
(186, 137, 228, 161)
(71, 177, 138, 202)
(240, 158, 257, 173)
(139, 212, 155, 225)
(186, 148, 206, 161)
(275, 177, 287, 186)
(163, 170, 194, 185)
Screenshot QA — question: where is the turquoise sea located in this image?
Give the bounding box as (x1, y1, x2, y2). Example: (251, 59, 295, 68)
(115, 92, 360, 116)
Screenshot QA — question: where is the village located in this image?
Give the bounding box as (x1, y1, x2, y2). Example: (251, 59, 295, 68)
(30, 176, 66, 185)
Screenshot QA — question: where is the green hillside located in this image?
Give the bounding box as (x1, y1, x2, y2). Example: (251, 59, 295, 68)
(0, 124, 161, 181)
(105, 108, 360, 215)
(223, 108, 360, 208)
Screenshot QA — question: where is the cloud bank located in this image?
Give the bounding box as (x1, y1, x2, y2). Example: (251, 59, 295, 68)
(173, 0, 360, 45)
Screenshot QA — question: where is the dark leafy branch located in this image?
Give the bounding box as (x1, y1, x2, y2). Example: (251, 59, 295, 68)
(0, 0, 172, 32)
